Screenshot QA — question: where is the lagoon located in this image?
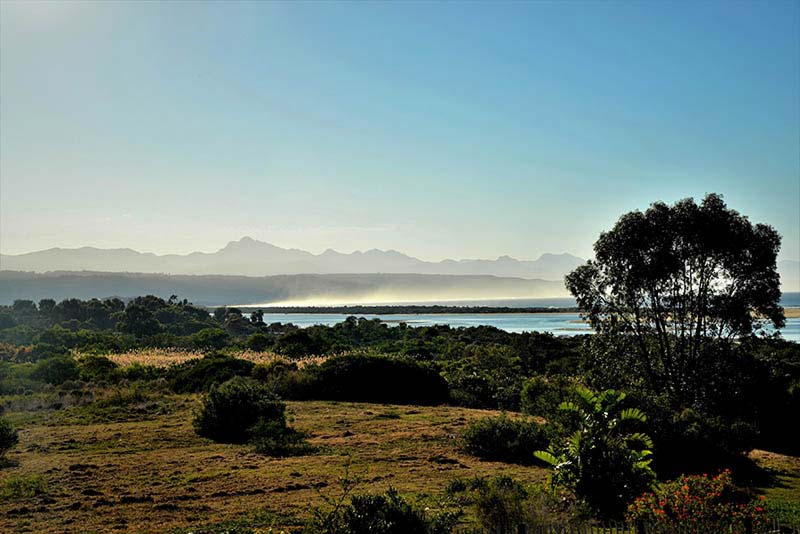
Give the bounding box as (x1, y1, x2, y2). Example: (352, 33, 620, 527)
(254, 312, 800, 342)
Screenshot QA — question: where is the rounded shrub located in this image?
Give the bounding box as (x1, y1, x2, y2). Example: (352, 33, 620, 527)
(193, 377, 287, 444)
(460, 414, 548, 464)
(168, 354, 254, 393)
(0, 417, 19, 459)
(306, 354, 449, 405)
(78, 355, 119, 382)
(246, 333, 272, 352)
(31, 355, 80, 385)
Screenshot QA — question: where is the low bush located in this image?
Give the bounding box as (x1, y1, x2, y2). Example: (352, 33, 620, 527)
(308, 487, 459, 534)
(627, 470, 769, 532)
(0, 417, 19, 459)
(246, 333, 272, 352)
(446, 475, 590, 529)
(194, 377, 310, 456)
(78, 355, 120, 382)
(0, 474, 48, 500)
(460, 414, 548, 464)
(304, 354, 449, 405)
(194, 377, 286, 443)
(520, 376, 577, 420)
(31, 355, 80, 385)
(168, 354, 254, 392)
(189, 328, 231, 350)
(249, 420, 312, 457)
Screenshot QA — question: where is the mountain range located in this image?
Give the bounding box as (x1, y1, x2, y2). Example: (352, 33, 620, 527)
(0, 237, 585, 281)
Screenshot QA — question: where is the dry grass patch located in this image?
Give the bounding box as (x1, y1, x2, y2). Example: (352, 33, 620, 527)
(0, 398, 546, 533)
(89, 349, 327, 369)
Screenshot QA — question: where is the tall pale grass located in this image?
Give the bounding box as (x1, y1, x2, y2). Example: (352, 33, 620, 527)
(75, 348, 329, 369)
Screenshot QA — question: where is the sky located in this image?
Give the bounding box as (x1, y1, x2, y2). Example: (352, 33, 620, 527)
(1, 0, 798, 262)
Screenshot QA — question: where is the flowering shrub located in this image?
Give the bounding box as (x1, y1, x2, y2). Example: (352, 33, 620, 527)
(627, 470, 768, 532)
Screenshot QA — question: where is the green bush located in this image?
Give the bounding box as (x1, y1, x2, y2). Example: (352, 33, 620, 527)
(309, 487, 458, 534)
(0, 417, 19, 459)
(194, 377, 286, 443)
(193, 377, 309, 456)
(246, 333, 272, 352)
(168, 354, 254, 393)
(78, 355, 119, 382)
(1, 474, 48, 499)
(535, 388, 655, 519)
(520, 376, 576, 420)
(189, 328, 231, 350)
(249, 419, 312, 457)
(31, 355, 80, 385)
(460, 414, 548, 465)
(304, 354, 449, 405)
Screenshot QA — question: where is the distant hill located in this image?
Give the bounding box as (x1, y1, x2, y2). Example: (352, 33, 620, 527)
(0, 237, 585, 281)
(0, 271, 569, 307)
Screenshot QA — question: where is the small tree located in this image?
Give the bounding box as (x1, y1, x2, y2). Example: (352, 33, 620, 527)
(534, 387, 655, 519)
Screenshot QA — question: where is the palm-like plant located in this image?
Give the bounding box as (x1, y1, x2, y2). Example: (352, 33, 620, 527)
(534, 387, 655, 519)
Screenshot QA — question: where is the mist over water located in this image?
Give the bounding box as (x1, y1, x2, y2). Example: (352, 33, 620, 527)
(243, 293, 800, 341)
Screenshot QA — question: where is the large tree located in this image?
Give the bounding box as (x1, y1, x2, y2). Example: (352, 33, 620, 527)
(566, 194, 784, 406)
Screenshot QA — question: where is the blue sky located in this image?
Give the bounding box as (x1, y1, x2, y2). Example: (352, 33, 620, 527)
(1, 0, 798, 261)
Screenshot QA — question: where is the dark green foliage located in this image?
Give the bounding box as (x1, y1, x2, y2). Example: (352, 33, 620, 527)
(310, 487, 458, 534)
(535, 388, 655, 519)
(443, 345, 524, 410)
(78, 355, 119, 382)
(31, 355, 80, 385)
(193, 377, 287, 444)
(249, 420, 312, 457)
(194, 377, 311, 456)
(0, 417, 19, 458)
(473, 477, 529, 531)
(168, 354, 254, 393)
(460, 414, 548, 465)
(304, 354, 449, 405)
(567, 195, 783, 430)
(520, 375, 577, 421)
(274, 329, 323, 357)
(246, 333, 271, 351)
(189, 328, 231, 350)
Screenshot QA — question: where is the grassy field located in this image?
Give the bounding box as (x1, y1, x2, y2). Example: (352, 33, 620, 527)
(1, 385, 798, 533)
(0, 395, 547, 533)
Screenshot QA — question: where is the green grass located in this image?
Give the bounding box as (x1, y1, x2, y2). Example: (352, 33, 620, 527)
(0, 474, 48, 500)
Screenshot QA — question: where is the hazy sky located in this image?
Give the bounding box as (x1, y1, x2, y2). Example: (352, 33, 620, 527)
(1, 1, 798, 261)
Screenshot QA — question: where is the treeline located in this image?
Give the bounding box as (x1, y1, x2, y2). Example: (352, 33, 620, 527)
(1, 294, 798, 462)
(235, 305, 579, 314)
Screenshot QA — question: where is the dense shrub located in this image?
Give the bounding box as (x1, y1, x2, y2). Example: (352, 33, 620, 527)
(246, 333, 272, 351)
(78, 355, 119, 382)
(168, 354, 254, 392)
(251, 360, 308, 398)
(460, 414, 548, 464)
(304, 354, 449, 405)
(194, 377, 286, 443)
(446, 476, 589, 529)
(189, 328, 231, 350)
(520, 376, 576, 420)
(249, 419, 312, 457)
(31, 355, 80, 385)
(535, 388, 655, 519)
(274, 329, 323, 358)
(443, 345, 524, 410)
(309, 487, 458, 534)
(627, 470, 769, 532)
(0, 417, 19, 459)
(194, 377, 310, 455)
